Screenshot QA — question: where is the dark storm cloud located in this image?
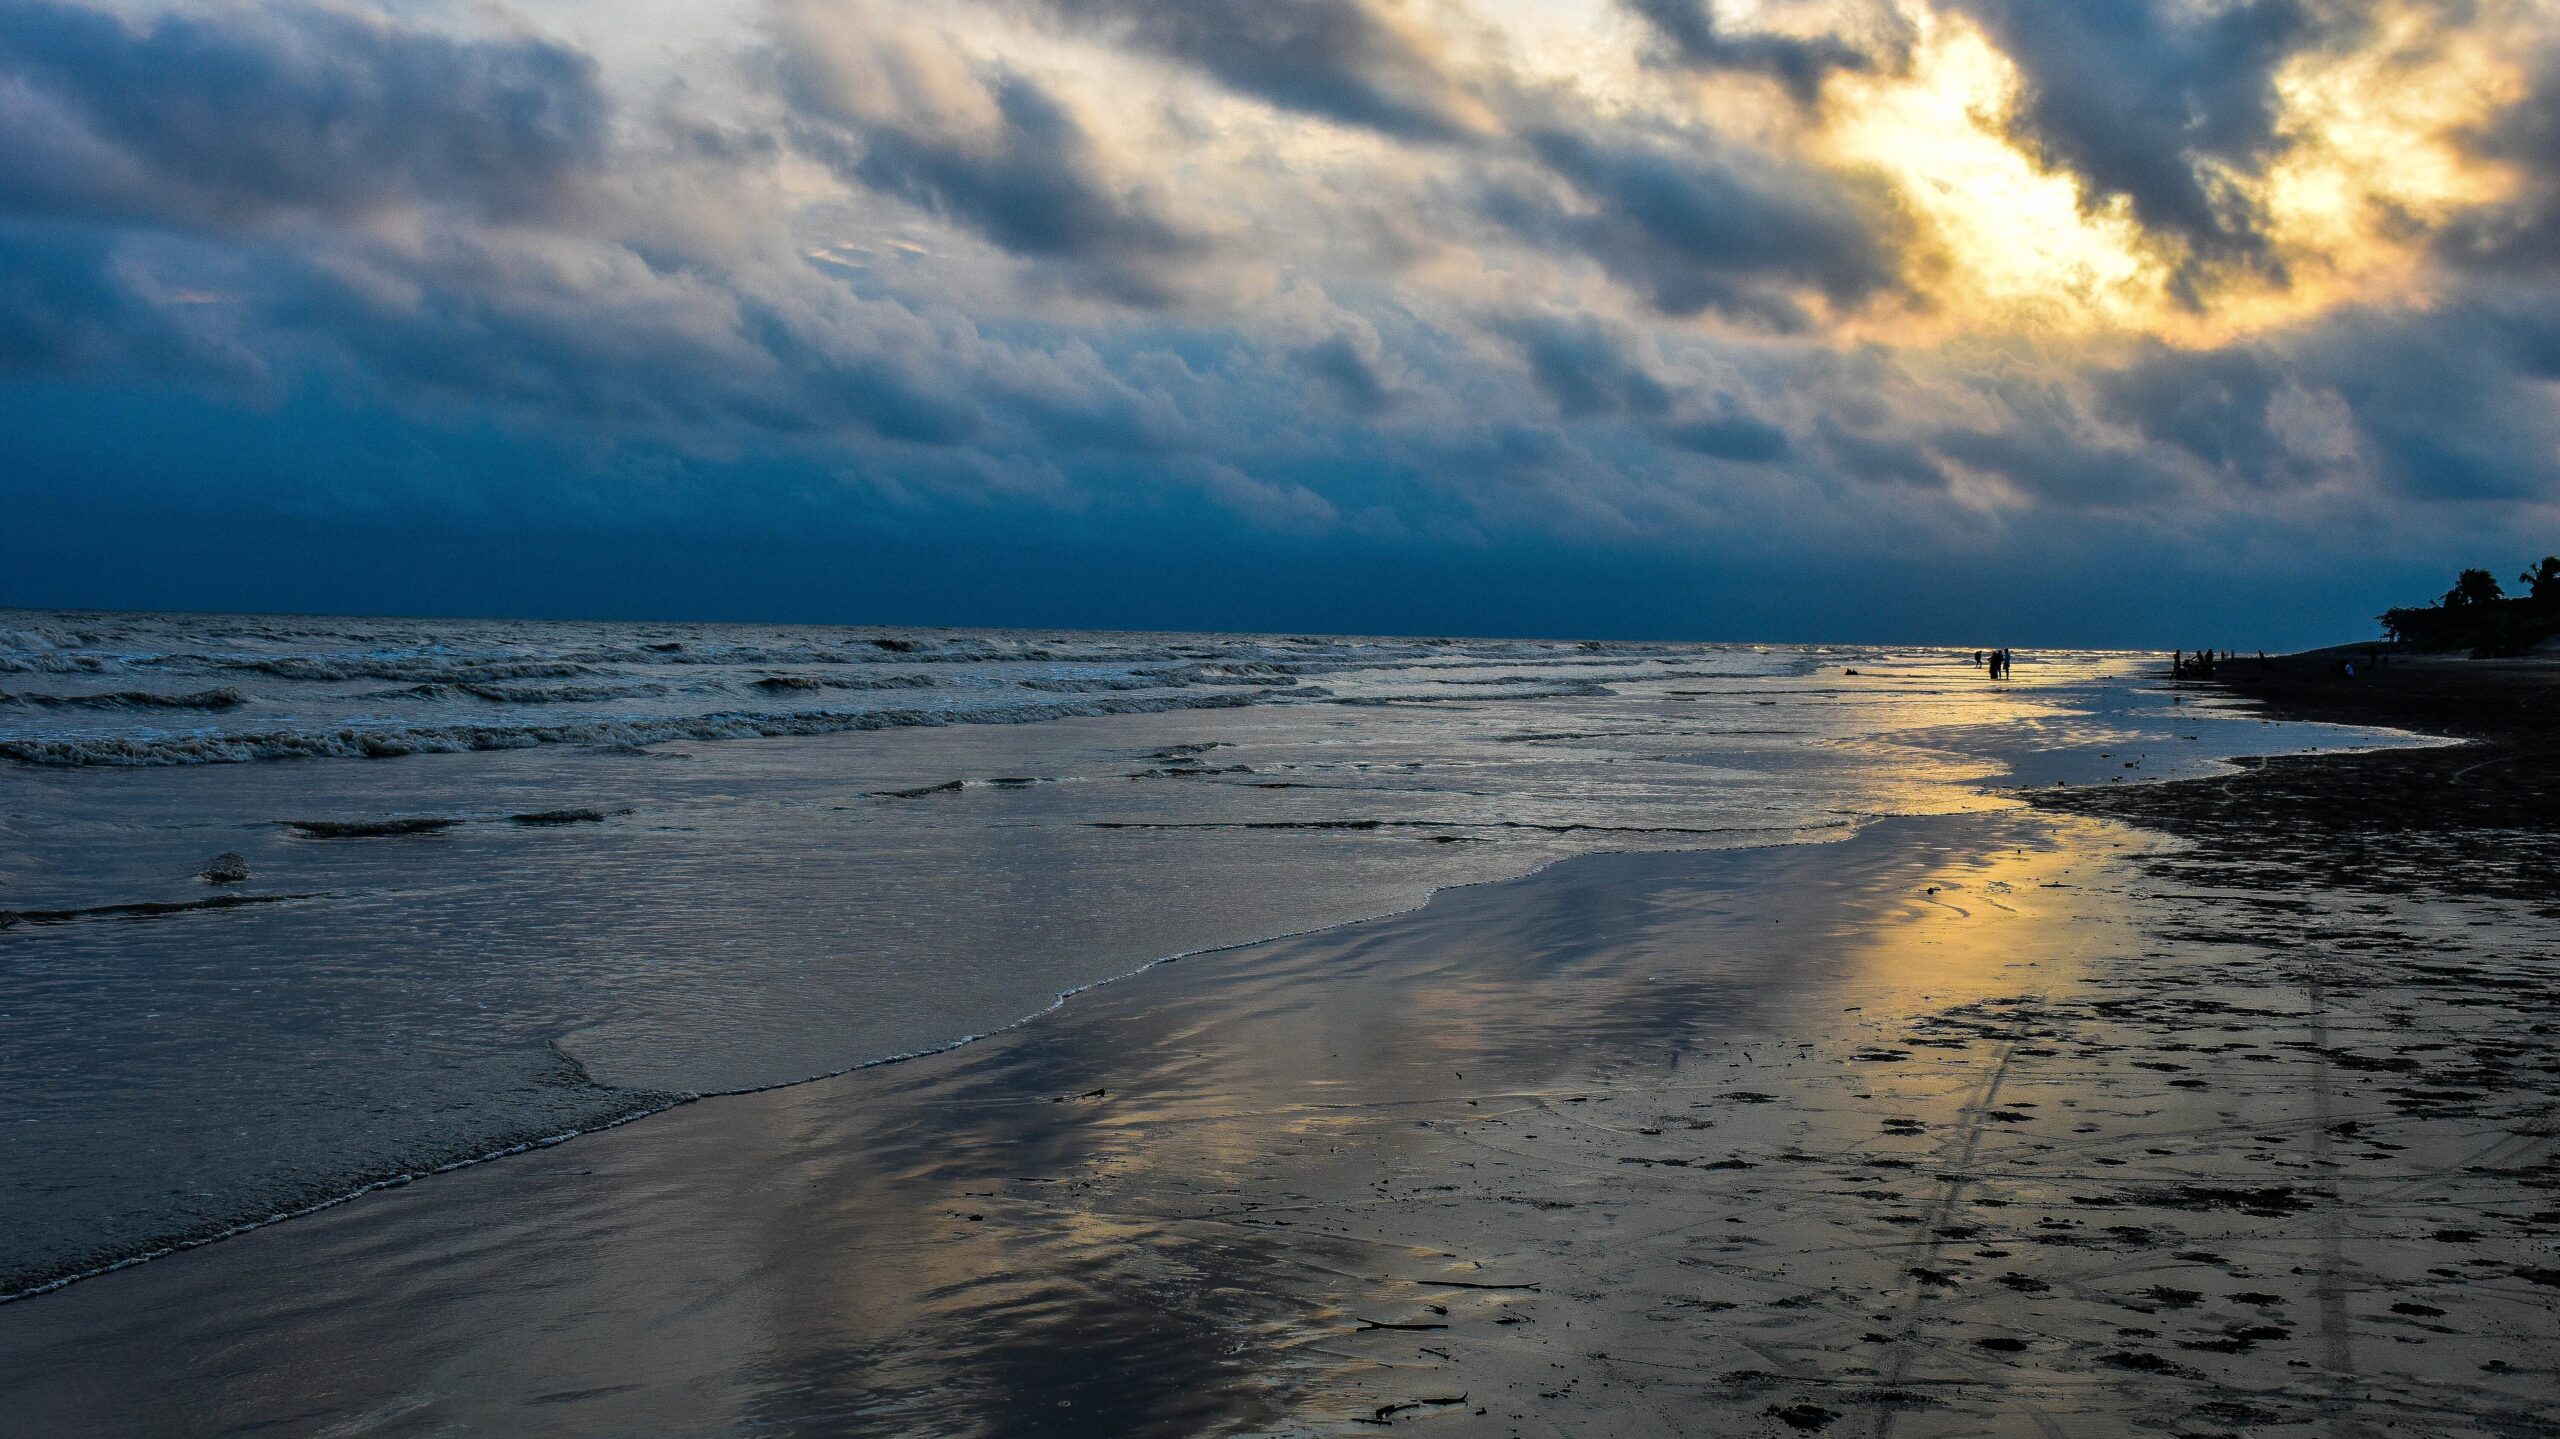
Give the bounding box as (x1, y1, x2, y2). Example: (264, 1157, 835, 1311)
(1492, 312, 1790, 464)
(2087, 299, 2560, 505)
(778, 52, 1205, 307)
(1661, 411, 1790, 463)
(2093, 343, 2297, 486)
(1930, 424, 2193, 510)
(2439, 42, 2560, 276)
(2309, 302, 2560, 502)
(1294, 333, 1398, 415)
(1493, 123, 1905, 325)
(0, 222, 169, 375)
(1948, 0, 2312, 263)
(1495, 314, 1673, 418)
(0, 1, 992, 450)
(1013, 0, 1481, 141)
(0, 0, 607, 230)
(248, 234, 985, 446)
(1809, 418, 1948, 489)
(1621, 0, 1899, 104)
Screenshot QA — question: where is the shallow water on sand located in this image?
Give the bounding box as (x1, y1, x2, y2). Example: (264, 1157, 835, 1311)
(0, 615, 2418, 1293)
(14, 799, 2548, 1439)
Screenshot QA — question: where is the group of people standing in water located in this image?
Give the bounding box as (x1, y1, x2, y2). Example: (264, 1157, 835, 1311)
(1972, 648, 2016, 679)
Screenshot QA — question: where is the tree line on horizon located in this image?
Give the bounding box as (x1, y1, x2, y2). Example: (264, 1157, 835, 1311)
(2380, 556, 2560, 655)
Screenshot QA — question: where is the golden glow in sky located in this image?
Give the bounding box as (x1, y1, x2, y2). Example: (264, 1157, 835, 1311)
(1813, 1, 2534, 346)
(789, 0, 2546, 355)
(1822, 13, 2166, 341)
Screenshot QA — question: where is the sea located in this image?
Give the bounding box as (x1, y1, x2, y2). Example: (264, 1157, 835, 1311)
(0, 610, 2412, 1297)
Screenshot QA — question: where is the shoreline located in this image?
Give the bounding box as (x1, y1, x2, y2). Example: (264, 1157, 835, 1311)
(0, 811, 1858, 1307)
(1, 653, 2553, 1434)
(2036, 651, 2560, 891)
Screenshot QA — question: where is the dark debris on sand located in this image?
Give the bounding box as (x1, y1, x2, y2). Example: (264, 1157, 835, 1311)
(2036, 652, 2560, 906)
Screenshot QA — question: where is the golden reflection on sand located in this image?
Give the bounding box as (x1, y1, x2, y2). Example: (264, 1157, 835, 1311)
(7, 802, 2555, 1435)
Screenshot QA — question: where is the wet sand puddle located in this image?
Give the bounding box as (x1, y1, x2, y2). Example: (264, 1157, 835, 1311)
(3, 805, 2556, 1436)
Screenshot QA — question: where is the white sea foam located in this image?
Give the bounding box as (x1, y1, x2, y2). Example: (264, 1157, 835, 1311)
(8, 615, 2424, 1307)
(0, 610, 1743, 770)
(0, 690, 1287, 767)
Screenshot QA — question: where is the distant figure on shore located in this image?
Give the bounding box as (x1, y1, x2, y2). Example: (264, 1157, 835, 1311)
(1989, 649, 2010, 680)
(1972, 650, 1984, 667)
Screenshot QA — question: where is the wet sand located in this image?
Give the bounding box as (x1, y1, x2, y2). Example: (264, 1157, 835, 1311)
(3, 662, 2558, 1436)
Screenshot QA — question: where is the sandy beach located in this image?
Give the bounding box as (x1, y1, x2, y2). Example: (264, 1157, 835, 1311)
(11, 0, 2560, 1428)
(0, 654, 2550, 1436)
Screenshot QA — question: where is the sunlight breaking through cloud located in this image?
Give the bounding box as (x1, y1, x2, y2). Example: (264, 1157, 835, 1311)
(1, 0, 2556, 635)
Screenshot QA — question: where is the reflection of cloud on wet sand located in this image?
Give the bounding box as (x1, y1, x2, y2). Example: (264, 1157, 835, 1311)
(5, 799, 2557, 1434)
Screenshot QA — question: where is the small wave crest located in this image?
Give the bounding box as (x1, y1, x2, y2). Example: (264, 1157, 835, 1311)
(0, 653, 121, 675)
(0, 691, 1286, 768)
(0, 687, 247, 710)
(1135, 660, 1315, 687)
(1018, 675, 1163, 693)
(286, 817, 463, 838)
(0, 892, 306, 930)
(161, 656, 601, 684)
(750, 673, 939, 694)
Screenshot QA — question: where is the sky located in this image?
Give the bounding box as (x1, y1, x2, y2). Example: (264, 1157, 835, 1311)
(2, 0, 2556, 646)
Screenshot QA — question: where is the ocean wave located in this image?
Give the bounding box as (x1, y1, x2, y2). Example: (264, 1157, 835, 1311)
(0, 653, 121, 674)
(1327, 679, 1616, 705)
(512, 809, 611, 825)
(0, 687, 247, 710)
(356, 680, 686, 705)
(1135, 660, 1314, 686)
(0, 892, 306, 930)
(459, 680, 679, 705)
(0, 691, 1290, 768)
(578, 637, 1243, 669)
(750, 673, 939, 693)
(1018, 675, 1163, 693)
(132, 654, 603, 684)
(286, 817, 464, 838)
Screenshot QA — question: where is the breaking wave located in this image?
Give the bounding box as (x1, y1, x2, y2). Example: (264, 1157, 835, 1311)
(750, 673, 939, 694)
(0, 688, 247, 710)
(183, 657, 602, 684)
(0, 610, 1794, 774)
(0, 691, 1285, 768)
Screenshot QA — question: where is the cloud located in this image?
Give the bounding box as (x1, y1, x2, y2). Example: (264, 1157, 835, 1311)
(1490, 120, 1906, 324)
(1495, 313, 1672, 418)
(1663, 411, 1791, 463)
(1947, 0, 2313, 266)
(0, 0, 607, 231)
(1011, 0, 1488, 142)
(774, 2, 1211, 306)
(2024, 296, 2560, 508)
(1294, 331, 1399, 415)
(1622, 0, 1903, 104)
(0, 221, 168, 375)
(0, 0, 2556, 641)
(1491, 311, 1791, 464)
(2092, 342, 2300, 487)
(2439, 38, 2560, 276)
